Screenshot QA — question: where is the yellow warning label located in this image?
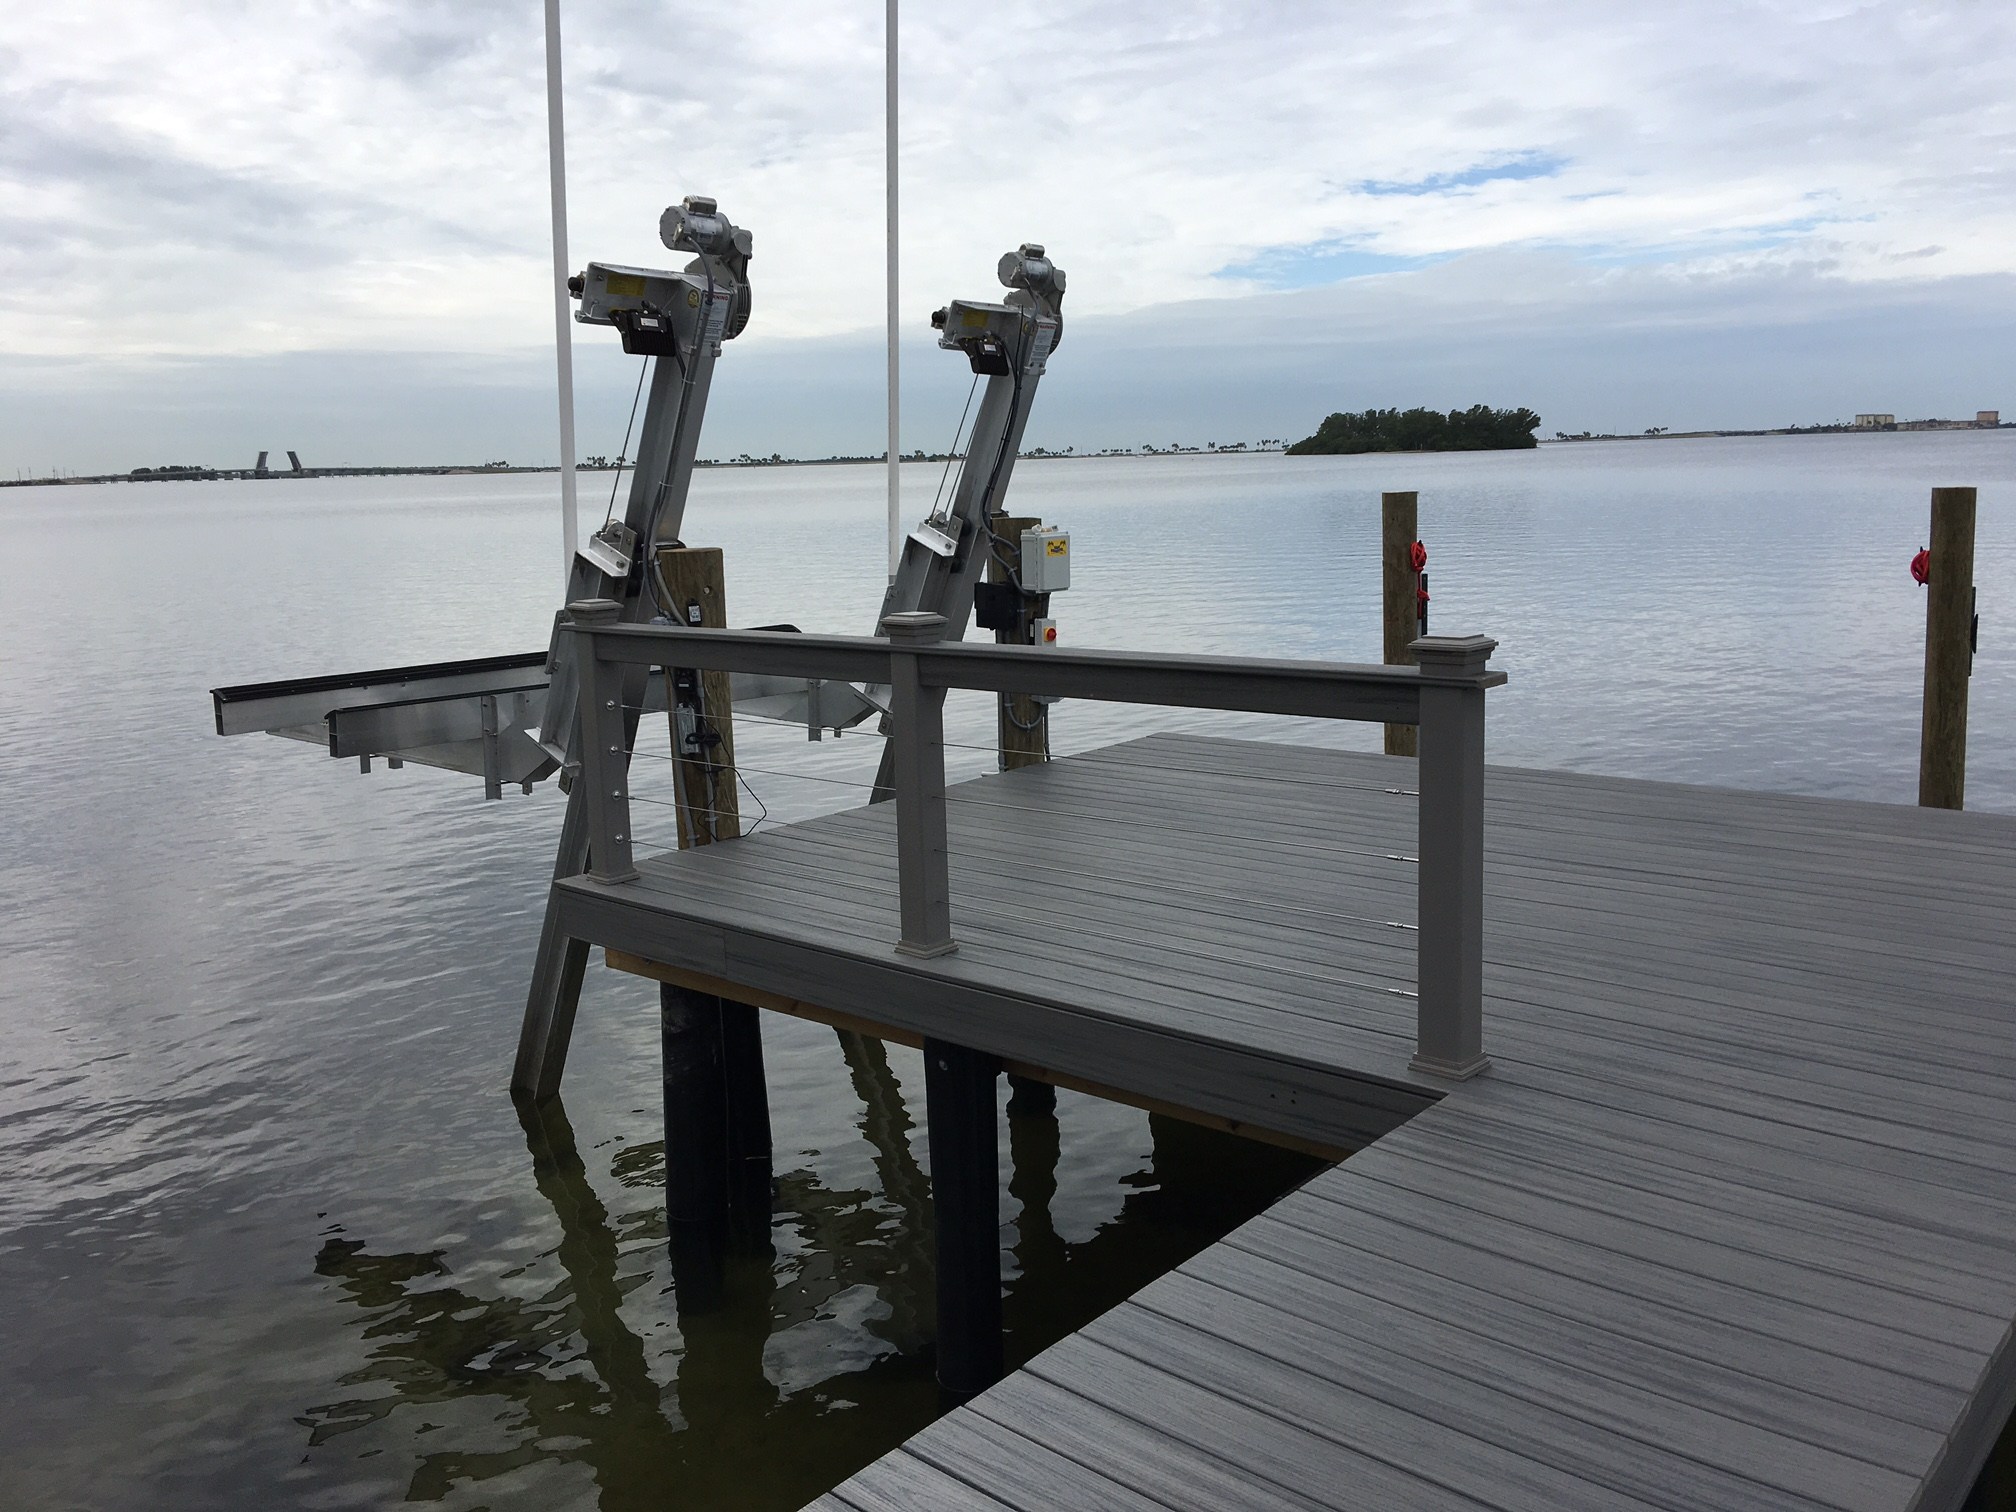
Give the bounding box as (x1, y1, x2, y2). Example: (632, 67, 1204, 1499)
(1045, 539, 1068, 556)
(961, 308, 988, 329)
(687, 288, 702, 307)
(605, 273, 646, 297)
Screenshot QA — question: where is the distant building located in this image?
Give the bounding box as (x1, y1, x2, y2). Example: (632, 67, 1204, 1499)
(1980, 411, 2001, 428)
(1854, 413, 1896, 428)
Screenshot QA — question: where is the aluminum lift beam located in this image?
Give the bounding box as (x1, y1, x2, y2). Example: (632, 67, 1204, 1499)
(865, 244, 1065, 796)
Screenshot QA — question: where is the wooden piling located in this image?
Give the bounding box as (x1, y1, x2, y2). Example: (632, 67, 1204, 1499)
(720, 1001, 772, 1250)
(923, 1037, 1004, 1399)
(654, 548, 771, 1295)
(991, 517, 1058, 1115)
(654, 545, 740, 845)
(989, 515, 1049, 771)
(1382, 491, 1420, 757)
(1919, 487, 1977, 810)
(661, 982, 729, 1313)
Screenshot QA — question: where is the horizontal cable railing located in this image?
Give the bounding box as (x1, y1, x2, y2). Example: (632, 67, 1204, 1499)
(565, 600, 1504, 1081)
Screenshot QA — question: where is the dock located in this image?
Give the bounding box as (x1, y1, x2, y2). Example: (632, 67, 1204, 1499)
(532, 611, 2016, 1510)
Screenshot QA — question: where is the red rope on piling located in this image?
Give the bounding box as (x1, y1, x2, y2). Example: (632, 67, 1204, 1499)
(1911, 547, 1931, 585)
(1411, 540, 1428, 572)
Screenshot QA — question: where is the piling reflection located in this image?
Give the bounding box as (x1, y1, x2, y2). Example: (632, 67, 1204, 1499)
(1002, 1108, 1326, 1364)
(302, 1074, 1324, 1507)
(830, 1029, 932, 1354)
(304, 1098, 937, 1507)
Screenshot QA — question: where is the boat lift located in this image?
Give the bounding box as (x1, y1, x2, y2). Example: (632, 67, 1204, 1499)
(209, 196, 1070, 1091)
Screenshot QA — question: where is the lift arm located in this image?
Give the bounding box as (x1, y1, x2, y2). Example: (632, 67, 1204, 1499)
(865, 244, 1066, 794)
(875, 243, 1065, 642)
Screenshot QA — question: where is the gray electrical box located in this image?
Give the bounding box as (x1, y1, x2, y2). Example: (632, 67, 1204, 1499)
(1021, 527, 1070, 592)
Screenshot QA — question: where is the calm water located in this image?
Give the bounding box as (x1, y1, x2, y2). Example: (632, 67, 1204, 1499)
(2, 433, 2012, 1509)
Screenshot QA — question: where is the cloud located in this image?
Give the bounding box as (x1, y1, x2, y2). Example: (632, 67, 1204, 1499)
(1, 1, 2012, 466)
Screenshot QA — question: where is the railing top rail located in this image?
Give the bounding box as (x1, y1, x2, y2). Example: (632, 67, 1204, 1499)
(570, 611, 1503, 726)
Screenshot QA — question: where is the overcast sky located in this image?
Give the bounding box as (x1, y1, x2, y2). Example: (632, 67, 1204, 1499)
(3, 0, 2013, 473)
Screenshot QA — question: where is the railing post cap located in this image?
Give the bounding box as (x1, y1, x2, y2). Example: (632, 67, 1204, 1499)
(882, 610, 949, 644)
(568, 598, 623, 625)
(1410, 634, 1497, 674)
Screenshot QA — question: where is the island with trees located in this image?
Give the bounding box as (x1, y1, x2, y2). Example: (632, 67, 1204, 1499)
(1286, 405, 1541, 455)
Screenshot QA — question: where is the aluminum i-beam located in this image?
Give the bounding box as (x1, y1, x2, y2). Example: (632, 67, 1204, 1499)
(867, 243, 1066, 796)
(518, 196, 757, 1102)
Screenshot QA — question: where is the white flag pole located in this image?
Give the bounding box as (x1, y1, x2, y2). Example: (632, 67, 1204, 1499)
(544, 0, 580, 589)
(884, 0, 901, 580)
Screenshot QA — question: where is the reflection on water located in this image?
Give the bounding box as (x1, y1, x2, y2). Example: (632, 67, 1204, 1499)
(301, 1091, 1319, 1508)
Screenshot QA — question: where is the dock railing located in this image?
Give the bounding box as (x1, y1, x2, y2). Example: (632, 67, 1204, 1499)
(565, 599, 1505, 1080)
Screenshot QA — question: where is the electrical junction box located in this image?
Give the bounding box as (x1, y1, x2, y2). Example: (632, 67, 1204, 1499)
(1021, 528, 1070, 592)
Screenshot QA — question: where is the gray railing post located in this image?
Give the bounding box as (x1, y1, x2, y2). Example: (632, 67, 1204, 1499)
(883, 611, 956, 958)
(568, 598, 639, 884)
(1409, 634, 1496, 1079)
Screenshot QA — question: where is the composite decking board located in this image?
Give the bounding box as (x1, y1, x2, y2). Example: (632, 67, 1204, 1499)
(1086, 1286, 1891, 1512)
(1489, 769, 2016, 849)
(1483, 809, 2016, 880)
(1270, 1177, 1987, 1389)
(559, 897, 1434, 1150)
(716, 788, 2016, 1046)
(1422, 1100, 2016, 1288)
(726, 825, 1425, 994)
(1393, 1106, 2016, 1285)
(1054, 1324, 1688, 1512)
(1173, 1236, 1946, 1475)
(1097, 732, 2016, 855)
(1000, 1352, 1508, 1512)
(576, 853, 1441, 1099)
(1482, 959, 2016, 1081)
(1482, 981, 2016, 1105)
(741, 832, 2016, 1101)
(1476, 840, 2016, 928)
(1475, 1022, 2016, 1154)
(1332, 1135, 2009, 1340)
(766, 774, 1999, 975)
(965, 1370, 1364, 1512)
(1084, 735, 2016, 862)
(598, 870, 1424, 1076)
(902, 1411, 1195, 1512)
(1370, 1127, 2016, 1319)
(1421, 1091, 2016, 1253)
(1467, 1057, 2016, 1214)
(571, 731, 2016, 1511)
(1477, 1045, 2016, 1175)
(606, 850, 1419, 1037)
(1485, 961, 2016, 1081)
(1477, 1009, 2016, 1149)
(797, 1449, 1018, 1512)
(1219, 1196, 1970, 1438)
(673, 834, 2016, 1153)
(760, 806, 1424, 932)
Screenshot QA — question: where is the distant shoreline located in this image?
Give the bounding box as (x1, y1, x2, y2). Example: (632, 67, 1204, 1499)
(0, 448, 1279, 487)
(1548, 421, 2010, 444)
(5, 426, 2007, 488)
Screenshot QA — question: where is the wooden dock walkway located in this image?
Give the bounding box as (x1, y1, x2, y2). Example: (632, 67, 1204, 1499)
(556, 732, 2016, 1511)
